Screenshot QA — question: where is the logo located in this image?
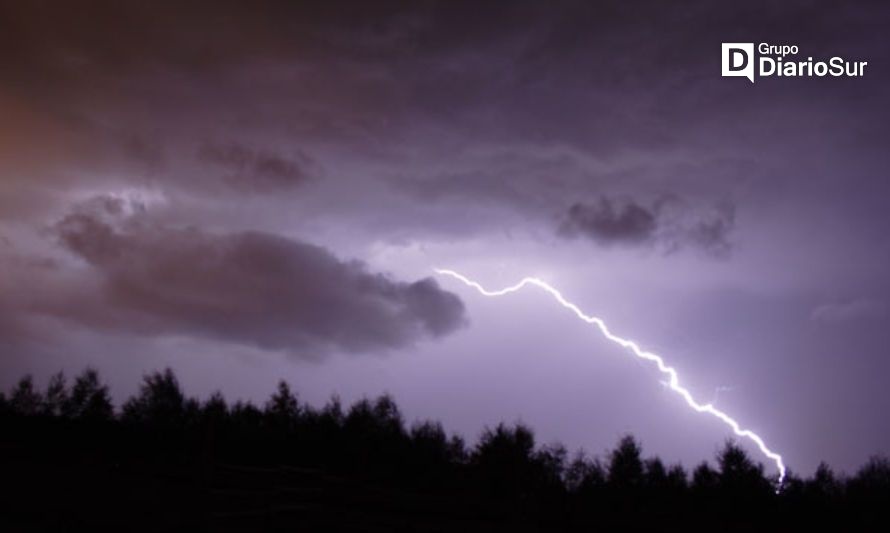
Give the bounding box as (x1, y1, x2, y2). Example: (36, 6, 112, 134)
(722, 43, 754, 83)
(722, 43, 867, 83)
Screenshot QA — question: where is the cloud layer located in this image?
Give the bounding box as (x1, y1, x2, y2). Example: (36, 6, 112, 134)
(32, 200, 467, 357)
(559, 196, 735, 257)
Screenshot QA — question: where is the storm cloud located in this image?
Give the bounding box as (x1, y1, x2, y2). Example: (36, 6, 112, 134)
(43, 201, 466, 356)
(559, 196, 735, 257)
(197, 142, 313, 192)
(560, 198, 657, 245)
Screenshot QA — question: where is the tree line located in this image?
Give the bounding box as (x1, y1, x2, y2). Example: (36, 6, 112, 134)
(1, 367, 888, 530)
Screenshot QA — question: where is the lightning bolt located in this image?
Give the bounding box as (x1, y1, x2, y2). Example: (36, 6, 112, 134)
(435, 268, 786, 485)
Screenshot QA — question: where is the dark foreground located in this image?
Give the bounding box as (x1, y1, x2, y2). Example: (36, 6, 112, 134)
(1, 368, 888, 531)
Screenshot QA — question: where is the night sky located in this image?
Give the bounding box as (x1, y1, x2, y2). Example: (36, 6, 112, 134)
(2, 0, 889, 478)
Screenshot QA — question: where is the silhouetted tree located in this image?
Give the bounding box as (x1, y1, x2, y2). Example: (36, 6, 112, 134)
(41, 372, 68, 417)
(851, 455, 890, 490)
(843, 455, 890, 527)
(202, 391, 228, 421)
(297, 394, 345, 468)
(265, 380, 300, 423)
(198, 391, 228, 469)
(689, 459, 720, 524)
(807, 461, 841, 499)
(536, 443, 568, 487)
(447, 434, 468, 464)
(4, 366, 890, 531)
(230, 400, 263, 429)
(716, 440, 772, 498)
(608, 434, 644, 490)
(9, 375, 42, 416)
(640, 456, 688, 518)
(692, 461, 719, 492)
(407, 420, 466, 489)
(666, 463, 688, 491)
(565, 451, 606, 494)
(64, 368, 113, 421)
(341, 394, 408, 477)
(472, 422, 541, 508)
(371, 393, 405, 436)
(122, 368, 186, 425)
(849, 455, 890, 501)
(319, 394, 344, 426)
(410, 420, 465, 465)
(644, 456, 668, 489)
(260, 380, 301, 462)
(345, 394, 406, 442)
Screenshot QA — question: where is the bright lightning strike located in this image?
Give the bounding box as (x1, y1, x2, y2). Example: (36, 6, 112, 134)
(435, 268, 786, 485)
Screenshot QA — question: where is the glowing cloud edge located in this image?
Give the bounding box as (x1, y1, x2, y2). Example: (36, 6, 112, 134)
(434, 268, 786, 485)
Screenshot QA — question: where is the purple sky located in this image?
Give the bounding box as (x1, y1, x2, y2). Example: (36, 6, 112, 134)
(2, 0, 890, 477)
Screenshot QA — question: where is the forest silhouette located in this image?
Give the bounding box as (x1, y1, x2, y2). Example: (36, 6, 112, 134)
(1, 368, 888, 531)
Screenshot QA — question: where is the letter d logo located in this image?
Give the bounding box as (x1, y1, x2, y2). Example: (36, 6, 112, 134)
(722, 43, 754, 83)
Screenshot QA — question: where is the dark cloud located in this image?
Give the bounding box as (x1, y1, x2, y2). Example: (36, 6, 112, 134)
(560, 198, 656, 245)
(2, 0, 888, 230)
(678, 202, 735, 258)
(559, 196, 735, 257)
(44, 199, 465, 356)
(197, 142, 313, 192)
